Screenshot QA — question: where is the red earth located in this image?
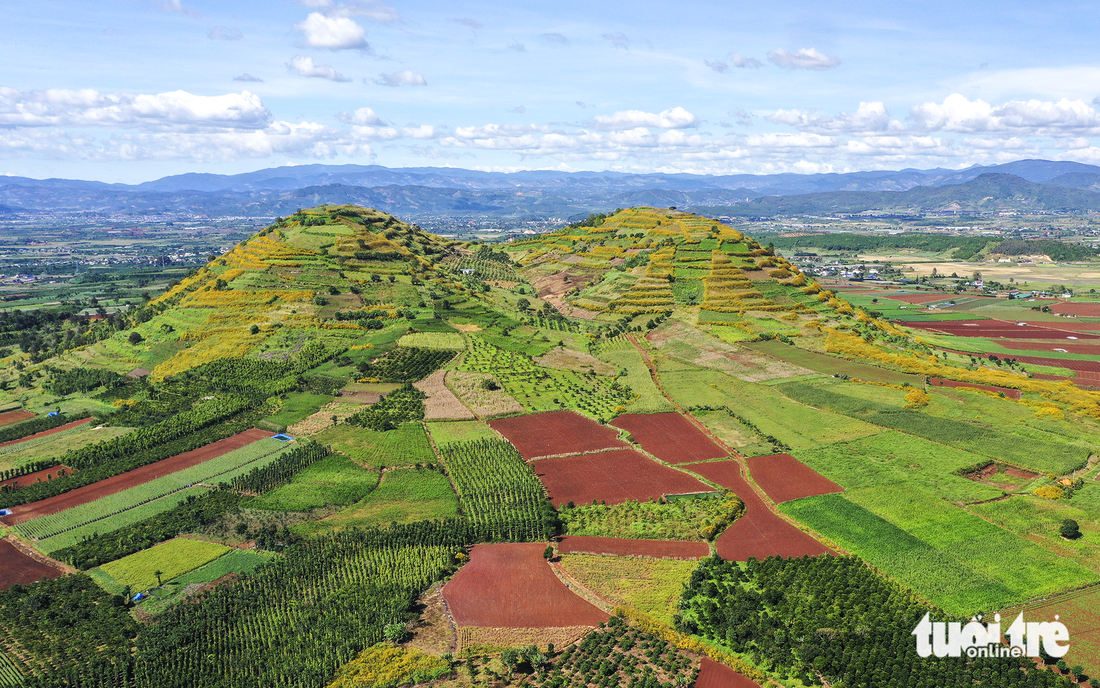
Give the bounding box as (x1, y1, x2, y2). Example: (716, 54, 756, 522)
(0, 465, 74, 490)
(1, 428, 271, 525)
(695, 658, 764, 688)
(0, 417, 94, 449)
(1052, 302, 1100, 317)
(611, 413, 727, 464)
(999, 340, 1100, 356)
(686, 460, 833, 561)
(489, 411, 626, 459)
(533, 449, 715, 506)
(901, 320, 1099, 339)
(0, 410, 35, 427)
(0, 540, 63, 590)
(743, 454, 844, 504)
(929, 378, 1023, 399)
(557, 536, 709, 560)
(442, 542, 608, 627)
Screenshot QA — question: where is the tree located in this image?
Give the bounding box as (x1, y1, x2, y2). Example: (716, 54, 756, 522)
(128, 331, 144, 345)
(543, 544, 554, 560)
(383, 623, 408, 642)
(1060, 519, 1082, 540)
(249, 324, 260, 335)
(501, 649, 519, 680)
(154, 569, 163, 586)
(516, 298, 530, 312)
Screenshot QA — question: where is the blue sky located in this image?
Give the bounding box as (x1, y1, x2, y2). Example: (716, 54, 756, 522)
(4, 0, 1100, 182)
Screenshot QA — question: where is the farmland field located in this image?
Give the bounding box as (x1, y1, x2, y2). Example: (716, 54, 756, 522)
(559, 493, 739, 541)
(557, 536, 708, 560)
(0, 424, 130, 472)
(696, 657, 763, 688)
(532, 449, 714, 506)
(0, 541, 63, 591)
(424, 419, 499, 446)
(744, 453, 844, 503)
(249, 454, 379, 511)
(397, 331, 465, 349)
(261, 392, 335, 429)
(1003, 586, 1100, 680)
(95, 538, 232, 592)
(968, 494, 1100, 573)
(0, 411, 34, 428)
(611, 412, 728, 464)
(127, 549, 279, 616)
(291, 467, 457, 536)
(310, 423, 435, 469)
(558, 553, 698, 624)
(442, 542, 608, 628)
(744, 340, 922, 385)
(489, 411, 626, 459)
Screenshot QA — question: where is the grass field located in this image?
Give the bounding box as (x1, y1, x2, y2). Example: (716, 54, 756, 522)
(397, 332, 465, 350)
(424, 419, 500, 447)
(1002, 585, 1100, 681)
(262, 392, 335, 429)
(559, 494, 736, 541)
(129, 549, 278, 616)
(595, 340, 674, 414)
(558, 554, 697, 625)
(745, 340, 921, 385)
(249, 454, 379, 511)
(0, 425, 131, 472)
(969, 494, 1100, 574)
(291, 467, 458, 536)
(311, 423, 435, 469)
(94, 538, 231, 592)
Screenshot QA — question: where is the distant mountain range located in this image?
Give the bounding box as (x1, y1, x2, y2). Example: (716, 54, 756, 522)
(3, 159, 1100, 224)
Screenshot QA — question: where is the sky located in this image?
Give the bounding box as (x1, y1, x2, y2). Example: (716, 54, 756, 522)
(4, 0, 1100, 183)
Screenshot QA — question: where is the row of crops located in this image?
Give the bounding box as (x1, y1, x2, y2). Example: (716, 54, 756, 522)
(439, 438, 557, 542)
(15, 439, 290, 543)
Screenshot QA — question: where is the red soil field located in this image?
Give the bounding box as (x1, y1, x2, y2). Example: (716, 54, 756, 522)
(743, 454, 843, 504)
(611, 413, 727, 464)
(557, 536, 709, 560)
(1018, 320, 1100, 331)
(0, 465, 74, 490)
(929, 378, 1023, 399)
(999, 340, 1100, 356)
(695, 658, 764, 688)
(443, 542, 608, 627)
(1, 428, 270, 525)
(0, 410, 34, 427)
(901, 320, 1099, 339)
(0, 417, 94, 449)
(1053, 302, 1100, 317)
(533, 449, 714, 506)
(686, 460, 832, 561)
(489, 411, 626, 459)
(0, 540, 63, 590)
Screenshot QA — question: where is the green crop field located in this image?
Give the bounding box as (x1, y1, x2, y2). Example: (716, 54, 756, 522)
(128, 549, 279, 616)
(261, 392, 334, 429)
(311, 423, 435, 469)
(424, 419, 499, 447)
(396, 331, 465, 350)
(559, 555, 698, 625)
(249, 454, 379, 511)
(595, 339, 674, 414)
(292, 467, 458, 536)
(95, 538, 232, 592)
(969, 494, 1100, 573)
(744, 340, 921, 385)
(0, 425, 132, 472)
(560, 493, 739, 541)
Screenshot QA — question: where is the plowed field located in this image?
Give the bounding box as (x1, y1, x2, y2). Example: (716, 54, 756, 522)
(0, 540, 62, 590)
(2, 428, 270, 524)
(0, 410, 34, 427)
(0, 465, 73, 490)
(1053, 302, 1100, 317)
(929, 378, 1023, 399)
(1003, 586, 1100, 679)
(533, 449, 714, 506)
(687, 460, 832, 560)
(901, 320, 1098, 339)
(442, 542, 608, 627)
(489, 411, 626, 459)
(695, 658, 764, 688)
(743, 454, 843, 504)
(611, 412, 727, 464)
(557, 536, 709, 560)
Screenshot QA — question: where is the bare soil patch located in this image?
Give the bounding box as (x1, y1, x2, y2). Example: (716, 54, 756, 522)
(490, 411, 626, 460)
(404, 581, 456, 656)
(0, 465, 74, 490)
(449, 371, 524, 418)
(415, 371, 475, 420)
(2, 428, 270, 524)
(533, 449, 714, 506)
(0, 540, 64, 590)
(744, 453, 843, 504)
(531, 269, 602, 320)
(695, 657, 765, 688)
(442, 542, 608, 628)
(0, 418, 94, 449)
(535, 347, 615, 376)
(0, 410, 34, 427)
(557, 536, 708, 560)
(1053, 301, 1100, 317)
(612, 412, 727, 464)
(287, 402, 369, 436)
(331, 391, 382, 404)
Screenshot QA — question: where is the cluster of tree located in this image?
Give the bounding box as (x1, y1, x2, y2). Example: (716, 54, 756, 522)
(44, 367, 124, 396)
(996, 240, 1098, 262)
(228, 440, 331, 494)
(345, 383, 426, 431)
(354, 346, 456, 383)
(0, 411, 78, 444)
(677, 554, 1075, 687)
(771, 233, 992, 260)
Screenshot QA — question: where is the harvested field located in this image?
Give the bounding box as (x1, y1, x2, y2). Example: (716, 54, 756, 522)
(287, 401, 369, 436)
(330, 391, 382, 404)
(1053, 302, 1100, 317)
(414, 370, 475, 420)
(686, 460, 833, 561)
(0, 410, 34, 427)
(0, 540, 62, 590)
(743, 453, 843, 504)
(1, 428, 270, 525)
(448, 371, 524, 418)
(0, 417, 93, 449)
(611, 412, 727, 464)
(490, 411, 626, 459)
(929, 378, 1023, 399)
(557, 536, 708, 560)
(442, 542, 608, 628)
(646, 320, 810, 382)
(0, 465, 73, 490)
(533, 449, 714, 506)
(535, 347, 615, 376)
(695, 657, 764, 688)
(457, 626, 593, 654)
(901, 319, 1099, 339)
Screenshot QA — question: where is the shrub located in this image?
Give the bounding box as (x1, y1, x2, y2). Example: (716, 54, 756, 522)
(1060, 519, 1082, 540)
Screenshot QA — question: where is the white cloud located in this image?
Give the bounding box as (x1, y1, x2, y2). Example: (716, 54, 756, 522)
(208, 26, 242, 41)
(767, 47, 840, 71)
(768, 101, 895, 134)
(306, 0, 400, 22)
(0, 87, 271, 130)
(373, 70, 427, 87)
(601, 33, 629, 50)
(589, 107, 698, 130)
(158, 0, 198, 16)
(337, 107, 386, 125)
(233, 73, 263, 83)
(295, 12, 368, 51)
(705, 60, 728, 73)
(287, 55, 352, 82)
(910, 94, 1100, 134)
(730, 53, 763, 69)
